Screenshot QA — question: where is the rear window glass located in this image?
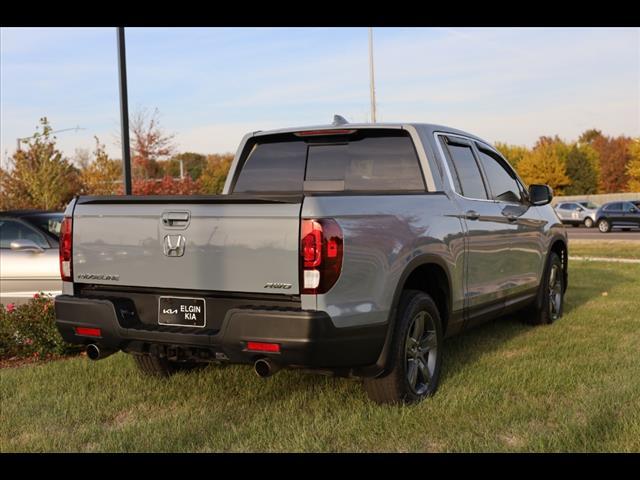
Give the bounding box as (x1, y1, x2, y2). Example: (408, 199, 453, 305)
(305, 135, 425, 191)
(233, 141, 307, 193)
(232, 131, 425, 193)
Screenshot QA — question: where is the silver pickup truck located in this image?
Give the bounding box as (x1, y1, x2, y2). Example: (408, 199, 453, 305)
(54, 121, 568, 404)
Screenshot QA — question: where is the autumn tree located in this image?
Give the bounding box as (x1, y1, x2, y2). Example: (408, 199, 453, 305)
(580, 129, 631, 193)
(626, 139, 640, 192)
(494, 142, 529, 169)
(128, 107, 176, 179)
(200, 153, 234, 194)
(515, 136, 571, 194)
(563, 143, 600, 195)
(0, 117, 82, 210)
(80, 137, 123, 195)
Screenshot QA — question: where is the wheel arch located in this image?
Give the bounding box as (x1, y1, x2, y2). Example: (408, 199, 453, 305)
(358, 254, 453, 378)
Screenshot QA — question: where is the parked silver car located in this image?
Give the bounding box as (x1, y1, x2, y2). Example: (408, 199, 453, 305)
(0, 211, 63, 305)
(554, 201, 599, 228)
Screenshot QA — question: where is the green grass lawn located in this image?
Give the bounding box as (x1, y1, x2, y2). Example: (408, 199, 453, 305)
(1, 260, 639, 452)
(570, 240, 640, 259)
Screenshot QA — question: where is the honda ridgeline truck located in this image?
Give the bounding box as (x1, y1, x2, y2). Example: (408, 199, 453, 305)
(54, 121, 568, 404)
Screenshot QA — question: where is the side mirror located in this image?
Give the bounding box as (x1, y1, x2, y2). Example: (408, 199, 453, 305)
(10, 239, 45, 253)
(529, 184, 553, 206)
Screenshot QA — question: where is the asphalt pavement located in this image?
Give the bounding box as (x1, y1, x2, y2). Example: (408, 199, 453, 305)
(566, 228, 640, 241)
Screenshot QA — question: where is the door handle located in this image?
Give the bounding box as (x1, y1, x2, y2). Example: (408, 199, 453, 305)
(465, 210, 480, 221)
(161, 211, 190, 227)
(506, 214, 518, 223)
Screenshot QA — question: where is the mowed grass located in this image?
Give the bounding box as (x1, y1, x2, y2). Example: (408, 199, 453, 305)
(570, 240, 640, 259)
(1, 261, 639, 452)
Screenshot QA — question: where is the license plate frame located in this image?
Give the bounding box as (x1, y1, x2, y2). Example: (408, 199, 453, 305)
(158, 296, 206, 328)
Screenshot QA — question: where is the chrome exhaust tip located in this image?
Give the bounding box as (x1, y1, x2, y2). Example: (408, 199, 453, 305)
(86, 344, 115, 361)
(254, 358, 280, 378)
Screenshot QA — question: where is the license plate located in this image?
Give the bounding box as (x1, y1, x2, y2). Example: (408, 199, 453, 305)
(158, 296, 206, 328)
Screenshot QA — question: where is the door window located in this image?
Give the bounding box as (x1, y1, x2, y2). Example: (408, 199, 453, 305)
(0, 219, 49, 249)
(476, 148, 523, 203)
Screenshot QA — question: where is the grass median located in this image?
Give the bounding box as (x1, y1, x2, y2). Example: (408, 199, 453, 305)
(570, 240, 640, 259)
(1, 259, 639, 452)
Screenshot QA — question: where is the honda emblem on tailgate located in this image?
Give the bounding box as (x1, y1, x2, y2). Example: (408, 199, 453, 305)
(163, 234, 185, 257)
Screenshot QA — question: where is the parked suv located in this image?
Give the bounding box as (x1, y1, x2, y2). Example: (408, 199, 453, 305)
(554, 201, 598, 228)
(595, 201, 640, 233)
(54, 122, 568, 404)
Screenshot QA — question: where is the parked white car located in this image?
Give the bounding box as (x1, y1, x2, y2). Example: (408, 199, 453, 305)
(554, 201, 599, 228)
(0, 210, 63, 305)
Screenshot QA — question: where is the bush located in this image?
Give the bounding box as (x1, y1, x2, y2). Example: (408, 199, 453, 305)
(0, 293, 82, 359)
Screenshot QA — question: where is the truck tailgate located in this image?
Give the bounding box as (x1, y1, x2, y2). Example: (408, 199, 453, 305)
(72, 197, 301, 294)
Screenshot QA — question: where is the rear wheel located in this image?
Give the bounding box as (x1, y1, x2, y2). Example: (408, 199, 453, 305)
(363, 290, 443, 405)
(598, 219, 611, 233)
(132, 353, 203, 377)
(525, 252, 564, 325)
(584, 217, 594, 228)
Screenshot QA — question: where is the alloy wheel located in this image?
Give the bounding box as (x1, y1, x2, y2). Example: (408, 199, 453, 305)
(405, 311, 438, 395)
(548, 264, 563, 321)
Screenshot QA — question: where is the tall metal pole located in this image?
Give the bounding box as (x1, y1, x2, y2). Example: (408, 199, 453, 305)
(368, 27, 377, 124)
(117, 27, 132, 195)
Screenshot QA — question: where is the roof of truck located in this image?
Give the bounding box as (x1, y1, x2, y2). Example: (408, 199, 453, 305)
(251, 122, 492, 146)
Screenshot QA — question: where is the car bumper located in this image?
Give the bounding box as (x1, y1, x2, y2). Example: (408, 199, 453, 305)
(54, 295, 385, 369)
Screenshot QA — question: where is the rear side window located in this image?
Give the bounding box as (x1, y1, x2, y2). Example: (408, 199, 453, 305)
(441, 141, 488, 200)
(604, 203, 621, 211)
(305, 135, 425, 191)
(233, 141, 307, 193)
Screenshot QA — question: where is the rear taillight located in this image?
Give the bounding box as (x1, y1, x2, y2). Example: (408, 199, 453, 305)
(300, 218, 343, 294)
(59, 216, 72, 281)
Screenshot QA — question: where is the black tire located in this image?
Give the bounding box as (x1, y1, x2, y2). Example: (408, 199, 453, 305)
(598, 219, 611, 233)
(131, 353, 203, 378)
(363, 290, 443, 405)
(584, 217, 594, 228)
(525, 252, 564, 326)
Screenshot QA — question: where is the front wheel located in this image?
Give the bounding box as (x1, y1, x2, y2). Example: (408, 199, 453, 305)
(525, 252, 564, 325)
(598, 219, 611, 233)
(363, 290, 443, 405)
(584, 217, 594, 228)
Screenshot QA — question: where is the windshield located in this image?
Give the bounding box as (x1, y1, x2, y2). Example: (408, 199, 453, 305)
(26, 213, 64, 239)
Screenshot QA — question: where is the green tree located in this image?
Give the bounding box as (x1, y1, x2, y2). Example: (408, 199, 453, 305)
(626, 139, 640, 192)
(0, 118, 82, 210)
(160, 152, 207, 179)
(494, 142, 529, 169)
(563, 143, 600, 195)
(200, 153, 234, 194)
(80, 137, 123, 195)
(515, 136, 571, 194)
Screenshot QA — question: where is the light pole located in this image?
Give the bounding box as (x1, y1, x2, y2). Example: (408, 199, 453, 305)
(369, 27, 377, 124)
(117, 27, 132, 195)
(16, 126, 85, 151)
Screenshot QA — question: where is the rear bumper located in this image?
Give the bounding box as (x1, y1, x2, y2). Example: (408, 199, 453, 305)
(54, 295, 385, 369)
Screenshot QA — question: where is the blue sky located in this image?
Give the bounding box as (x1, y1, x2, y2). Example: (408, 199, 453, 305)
(1, 27, 638, 164)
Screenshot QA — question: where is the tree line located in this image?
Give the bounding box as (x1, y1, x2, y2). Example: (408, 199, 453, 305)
(1, 112, 639, 212)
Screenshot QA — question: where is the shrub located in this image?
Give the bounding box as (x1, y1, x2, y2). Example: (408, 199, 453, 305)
(0, 293, 82, 359)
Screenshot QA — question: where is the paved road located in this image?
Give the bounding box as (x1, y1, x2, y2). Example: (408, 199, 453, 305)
(566, 228, 640, 241)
